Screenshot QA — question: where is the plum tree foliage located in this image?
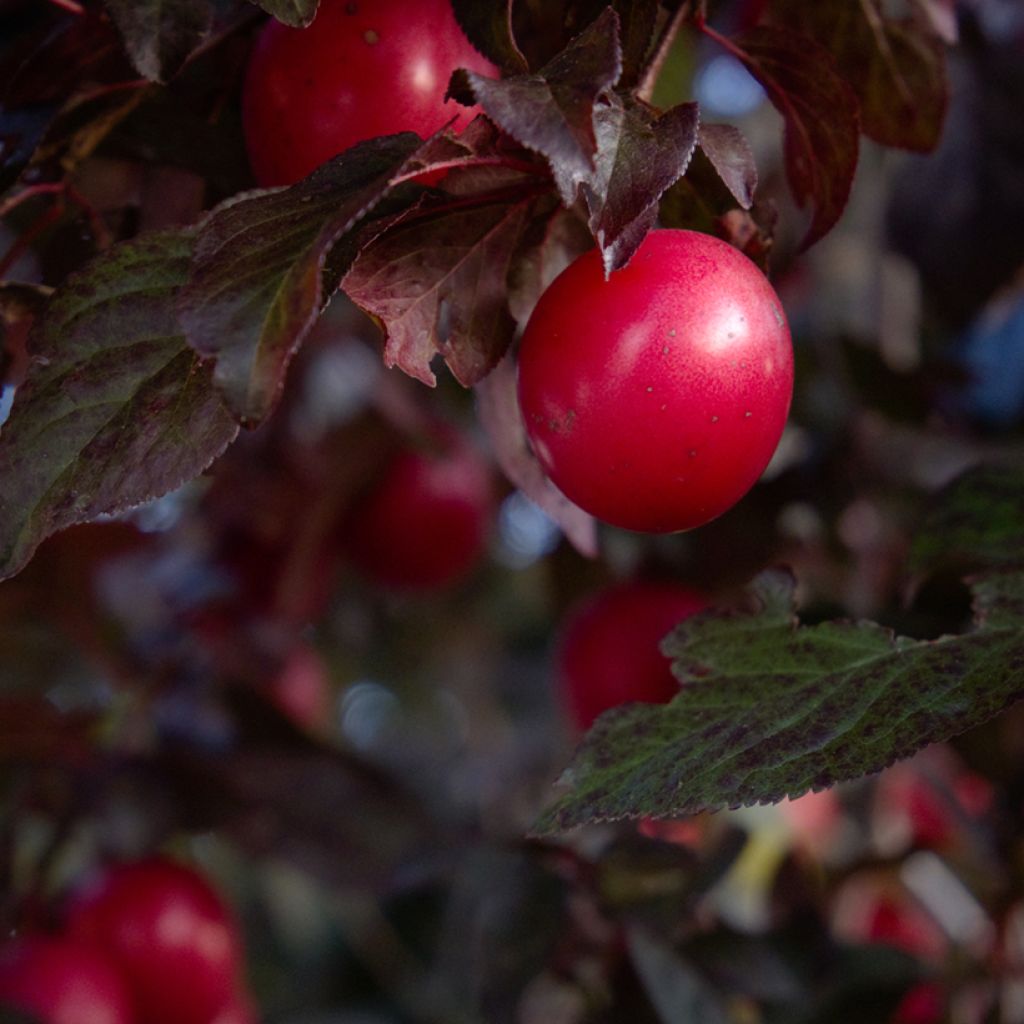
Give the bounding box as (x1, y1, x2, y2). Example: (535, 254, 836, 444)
(2, 1, 1022, 1020)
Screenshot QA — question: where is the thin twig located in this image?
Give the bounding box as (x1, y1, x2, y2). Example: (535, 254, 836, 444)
(637, 1, 693, 104)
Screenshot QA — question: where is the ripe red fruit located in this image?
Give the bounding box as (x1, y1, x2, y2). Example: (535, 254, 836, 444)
(555, 581, 706, 730)
(344, 432, 493, 591)
(242, 0, 497, 187)
(65, 858, 244, 1024)
(0, 936, 135, 1024)
(517, 229, 793, 533)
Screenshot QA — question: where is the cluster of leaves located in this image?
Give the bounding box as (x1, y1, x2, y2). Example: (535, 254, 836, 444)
(4, 0, 1014, 848)
(0, 0, 949, 577)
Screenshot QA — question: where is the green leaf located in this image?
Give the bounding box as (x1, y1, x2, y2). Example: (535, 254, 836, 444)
(251, 0, 319, 28)
(532, 569, 1024, 834)
(911, 463, 1024, 576)
(179, 134, 423, 425)
(102, 0, 213, 82)
(0, 231, 238, 582)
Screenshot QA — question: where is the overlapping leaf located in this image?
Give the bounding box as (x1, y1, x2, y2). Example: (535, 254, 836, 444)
(769, 0, 948, 152)
(179, 134, 423, 425)
(0, 232, 238, 581)
(102, 0, 213, 82)
(730, 26, 859, 248)
(474, 354, 598, 557)
(534, 569, 1024, 834)
(583, 95, 698, 272)
(451, 0, 528, 72)
(613, 0, 660, 88)
(449, 7, 623, 207)
(342, 193, 535, 386)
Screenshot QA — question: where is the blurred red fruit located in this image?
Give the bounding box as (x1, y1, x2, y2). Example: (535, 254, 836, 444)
(0, 935, 135, 1024)
(555, 581, 707, 730)
(66, 858, 244, 1024)
(344, 432, 493, 591)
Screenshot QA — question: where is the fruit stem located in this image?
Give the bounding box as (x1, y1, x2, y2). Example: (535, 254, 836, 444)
(46, 0, 84, 13)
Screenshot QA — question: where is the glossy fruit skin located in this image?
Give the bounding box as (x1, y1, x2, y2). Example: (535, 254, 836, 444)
(242, 0, 497, 186)
(344, 433, 493, 591)
(555, 581, 706, 730)
(517, 230, 794, 533)
(65, 858, 243, 1024)
(0, 936, 135, 1024)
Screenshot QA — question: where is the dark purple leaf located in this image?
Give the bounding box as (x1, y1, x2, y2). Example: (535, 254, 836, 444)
(730, 26, 859, 248)
(180, 133, 423, 425)
(0, 231, 238, 582)
(506, 203, 593, 326)
(509, 0, 610, 70)
(450, 0, 528, 72)
(582, 96, 699, 272)
(341, 189, 536, 387)
(449, 6, 623, 207)
(768, 0, 948, 152)
(474, 354, 598, 557)
(614, 0, 660, 88)
(660, 156, 776, 271)
(252, 0, 319, 28)
(533, 570, 1024, 834)
(697, 122, 757, 210)
(102, 0, 213, 82)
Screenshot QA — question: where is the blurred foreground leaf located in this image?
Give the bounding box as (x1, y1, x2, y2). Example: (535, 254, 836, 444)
(103, 0, 213, 82)
(911, 463, 1024, 576)
(534, 569, 1024, 833)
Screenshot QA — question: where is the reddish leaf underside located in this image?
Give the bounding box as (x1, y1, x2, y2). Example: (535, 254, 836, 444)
(730, 26, 860, 249)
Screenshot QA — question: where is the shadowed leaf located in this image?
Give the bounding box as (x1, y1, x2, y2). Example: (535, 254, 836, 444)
(342, 191, 535, 386)
(0, 231, 238, 582)
(451, 0, 528, 72)
(475, 354, 598, 557)
(770, 0, 948, 152)
(533, 569, 1024, 833)
(449, 7, 623, 207)
(180, 133, 423, 425)
(252, 0, 319, 28)
(698, 122, 757, 209)
(614, 0, 660, 88)
(102, 0, 213, 82)
(730, 26, 859, 248)
(911, 463, 1024, 576)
